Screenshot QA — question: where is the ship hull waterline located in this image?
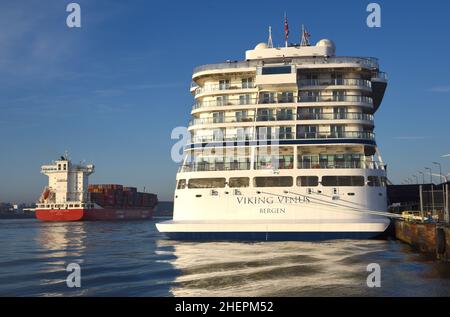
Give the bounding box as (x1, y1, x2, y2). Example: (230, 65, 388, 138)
(156, 218, 391, 241)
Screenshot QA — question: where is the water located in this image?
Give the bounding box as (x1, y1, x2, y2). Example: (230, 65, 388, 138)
(0, 219, 449, 297)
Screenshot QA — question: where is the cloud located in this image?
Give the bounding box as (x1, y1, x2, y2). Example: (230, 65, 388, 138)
(394, 136, 426, 140)
(442, 154, 450, 158)
(428, 86, 450, 93)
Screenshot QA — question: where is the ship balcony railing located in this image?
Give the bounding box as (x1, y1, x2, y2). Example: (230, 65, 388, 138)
(254, 161, 294, 170)
(189, 131, 374, 144)
(189, 116, 255, 126)
(297, 112, 374, 121)
(298, 78, 372, 88)
(298, 95, 373, 104)
(189, 113, 374, 125)
(178, 160, 385, 172)
(372, 71, 388, 81)
(190, 134, 255, 143)
(297, 131, 375, 140)
(192, 57, 379, 75)
(258, 96, 295, 104)
(178, 161, 251, 173)
(194, 83, 255, 95)
(193, 98, 259, 110)
(297, 161, 386, 170)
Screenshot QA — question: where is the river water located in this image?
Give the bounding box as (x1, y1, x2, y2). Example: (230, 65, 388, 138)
(0, 219, 449, 296)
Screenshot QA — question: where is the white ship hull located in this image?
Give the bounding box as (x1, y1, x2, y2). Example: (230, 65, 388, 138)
(157, 171, 391, 241)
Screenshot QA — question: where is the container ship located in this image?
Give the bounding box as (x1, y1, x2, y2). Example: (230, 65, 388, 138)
(35, 155, 158, 221)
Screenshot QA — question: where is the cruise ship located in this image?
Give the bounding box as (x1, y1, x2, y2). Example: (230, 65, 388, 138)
(157, 27, 390, 240)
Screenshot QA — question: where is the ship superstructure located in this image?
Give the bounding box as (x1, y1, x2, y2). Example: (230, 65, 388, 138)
(157, 30, 390, 240)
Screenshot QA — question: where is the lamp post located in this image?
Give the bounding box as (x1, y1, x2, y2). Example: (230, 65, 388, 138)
(433, 162, 445, 215)
(418, 171, 425, 184)
(425, 167, 435, 214)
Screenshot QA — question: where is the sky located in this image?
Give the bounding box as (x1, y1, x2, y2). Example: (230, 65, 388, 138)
(0, 0, 449, 203)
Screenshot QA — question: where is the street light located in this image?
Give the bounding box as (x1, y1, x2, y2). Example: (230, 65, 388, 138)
(433, 162, 443, 184)
(425, 167, 435, 213)
(418, 171, 425, 184)
(433, 162, 445, 214)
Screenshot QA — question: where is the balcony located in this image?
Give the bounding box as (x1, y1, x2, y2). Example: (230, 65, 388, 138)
(178, 159, 385, 173)
(299, 95, 373, 105)
(189, 116, 254, 127)
(192, 57, 380, 78)
(189, 131, 374, 144)
(298, 78, 372, 88)
(372, 72, 388, 81)
(178, 161, 251, 173)
(192, 98, 258, 110)
(297, 112, 373, 121)
(194, 83, 255, 96)
(297, 160, 385, 170)
(296, 131, 375, 140)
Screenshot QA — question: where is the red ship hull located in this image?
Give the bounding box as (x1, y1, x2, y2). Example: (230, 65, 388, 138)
(35, 208, 154, 222)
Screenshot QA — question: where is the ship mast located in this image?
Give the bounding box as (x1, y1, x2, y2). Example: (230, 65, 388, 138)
(300, 24, 311, 46)
(267, 26, 273, 48)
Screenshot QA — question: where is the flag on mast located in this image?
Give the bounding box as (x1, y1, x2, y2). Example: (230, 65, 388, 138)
(284, 13, 289, 47)
(301, 24, 311, 46)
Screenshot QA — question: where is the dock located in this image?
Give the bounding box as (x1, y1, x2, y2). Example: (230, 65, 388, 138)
(395, 221, 450, 261)
(389, 182, 450, 261)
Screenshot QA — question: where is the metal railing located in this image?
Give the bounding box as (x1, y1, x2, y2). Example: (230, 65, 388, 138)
(178, 161, 251, 172)
(298, 78, 372, 88)
(189, 113, 373, 127)
(297, 161, 385, 170)
(193, 57, 380, 75)
(178, 160, 385, 173)
(189, 131, 375, 144)
(194, 83, 255, 95)
(296, 131, 375, 140)
(193, 98, 258, 110)
(372, 72, 388, 81)
(299, 95, 373, 104)
(297, 112, 374, 121)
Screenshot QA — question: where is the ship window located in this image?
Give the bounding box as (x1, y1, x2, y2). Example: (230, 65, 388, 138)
(188, 178, 226, 189)
(63, 164, 67, 171)
(262, 66, 292, 75)
(380, 176, 388, 187)
(322, 176, 365, 187)
(58, 164, 61, 171)
(229, 177, 250, 188)
(242, 78, 254, 89)
(239, 94, 251, 105)
(297, 176, 319, 187)
(254, 176, 293, 188)
(219, 79, 230, 90)
(74, 204, 80, 207)
(368, 176, 381, 187)
(177, 179, 187, 190)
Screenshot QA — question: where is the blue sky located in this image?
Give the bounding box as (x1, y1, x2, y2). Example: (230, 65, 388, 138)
(0, 0, 449, 203)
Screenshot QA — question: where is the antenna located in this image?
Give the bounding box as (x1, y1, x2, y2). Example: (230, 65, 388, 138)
(284, 13, 289, 48)
(267, 26, 273, 48)
(300, 24, 311, 46)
